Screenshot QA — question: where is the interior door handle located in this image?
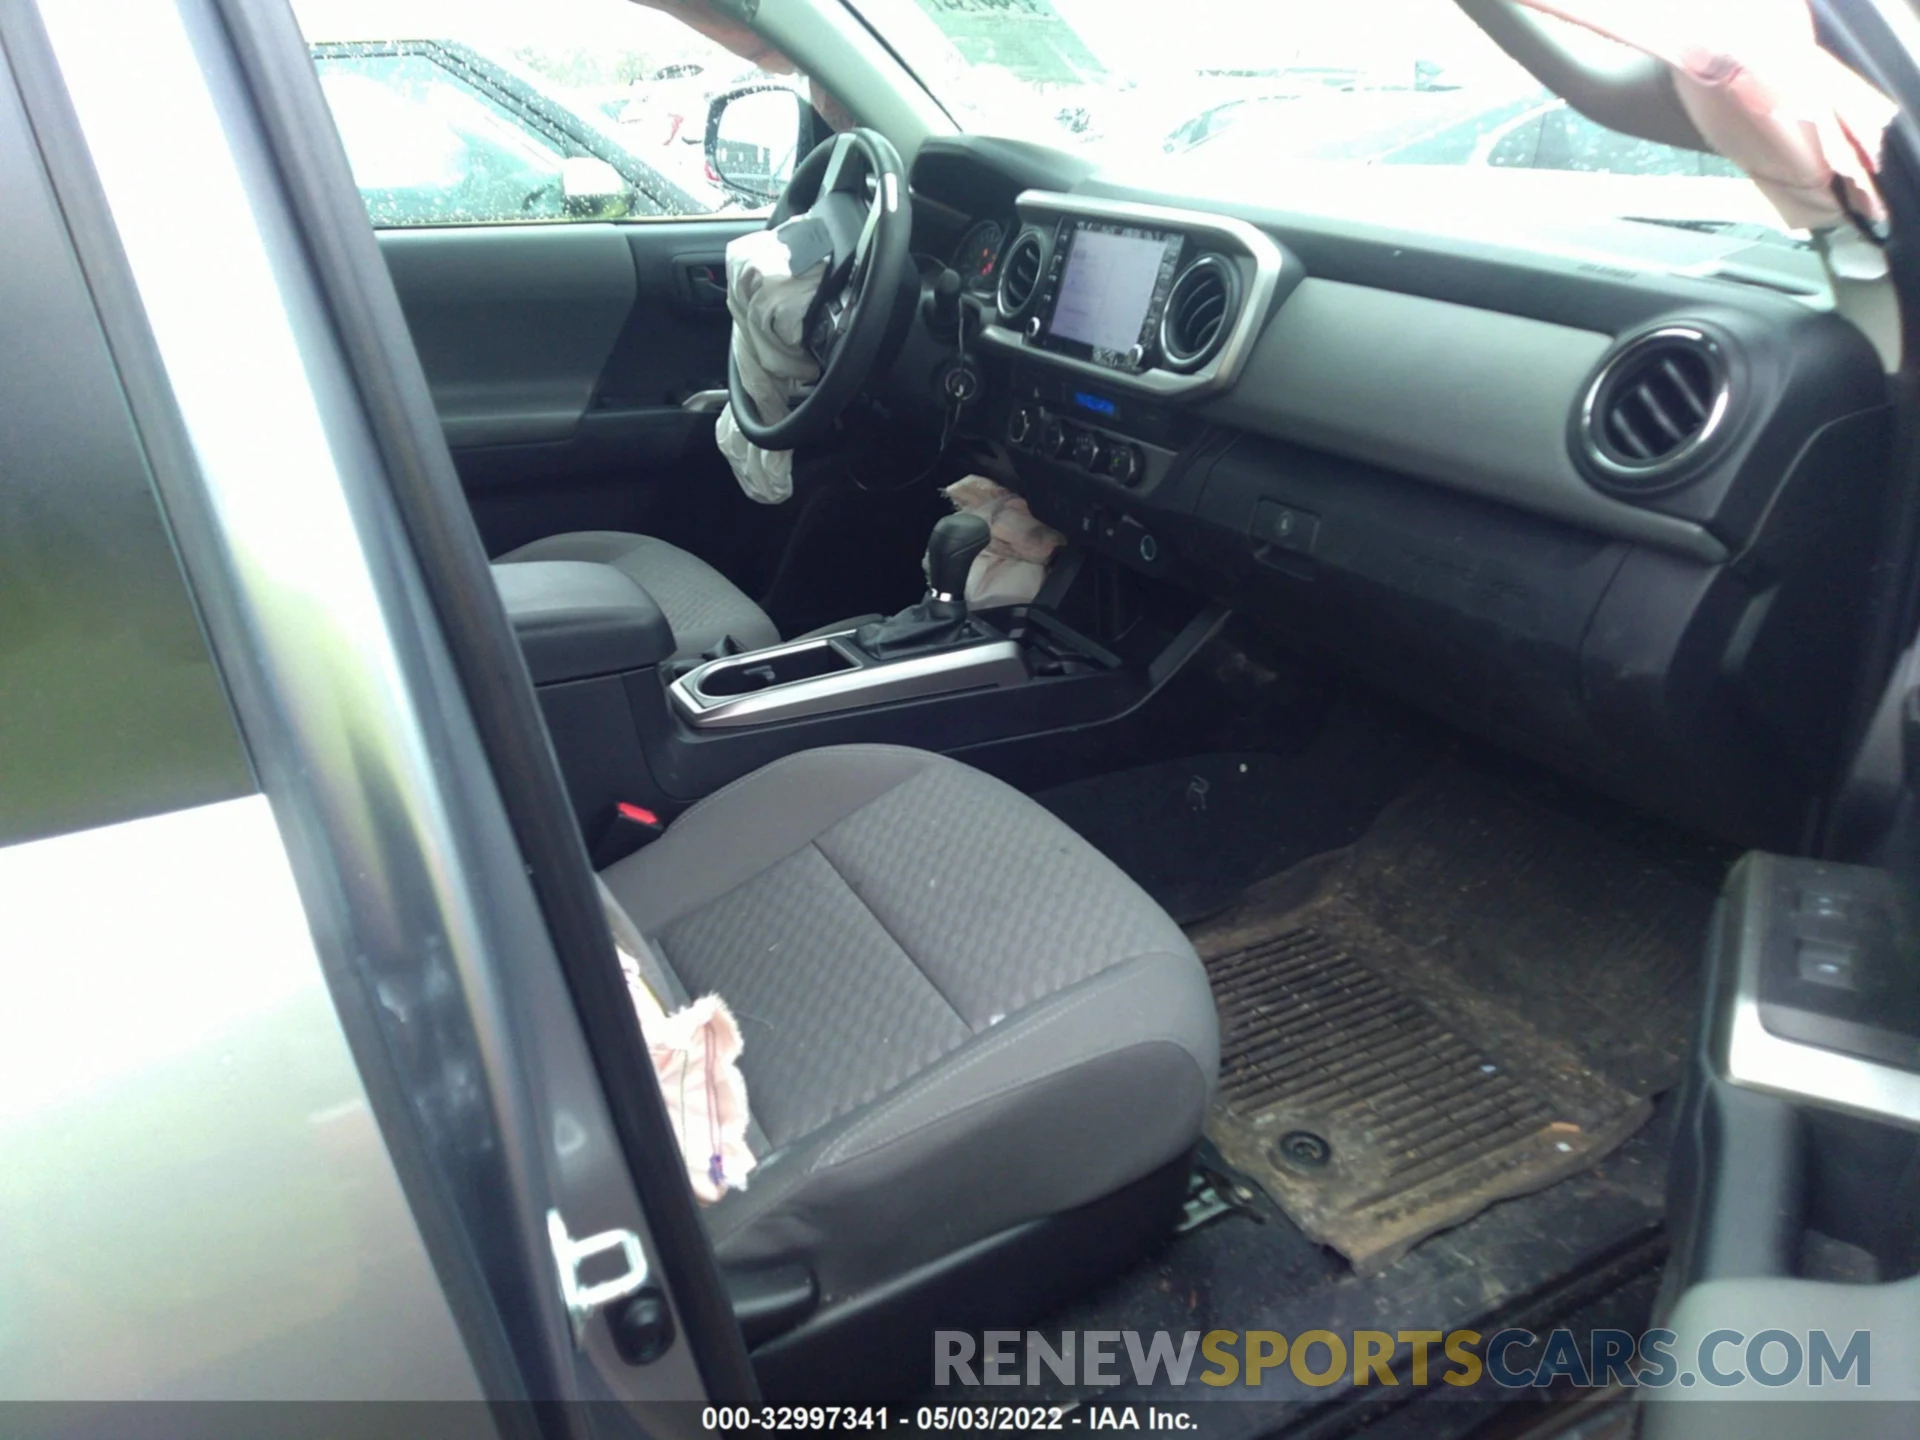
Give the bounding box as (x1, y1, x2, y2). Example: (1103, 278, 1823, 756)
(682, 262, 727, 309)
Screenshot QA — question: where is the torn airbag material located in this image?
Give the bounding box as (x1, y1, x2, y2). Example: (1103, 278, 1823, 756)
(1515, 0, 1894, 236)
(717, 223, 824, 505)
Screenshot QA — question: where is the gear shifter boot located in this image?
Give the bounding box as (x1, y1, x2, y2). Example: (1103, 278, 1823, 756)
(852, 603, 976, 658)
(854, 512, 992, 660)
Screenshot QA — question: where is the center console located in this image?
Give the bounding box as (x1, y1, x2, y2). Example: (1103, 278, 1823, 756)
(981, 191, 1285, 398)
(969, 191, 1298, 606)
(494, 548, 1225, 855)
(671, 628, 1027, 729)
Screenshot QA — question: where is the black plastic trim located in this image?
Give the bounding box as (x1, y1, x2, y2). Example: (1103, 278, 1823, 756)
(494, 560, 677, 685)
(724, 1263, 821, 1350)
(750, 1153, 1191, 1403)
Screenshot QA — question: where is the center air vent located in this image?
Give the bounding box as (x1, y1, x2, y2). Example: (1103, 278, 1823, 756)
(1579, 326, 1730, 489)
(1160, 254, 1239, 372)
(997, 229, 1046, 318)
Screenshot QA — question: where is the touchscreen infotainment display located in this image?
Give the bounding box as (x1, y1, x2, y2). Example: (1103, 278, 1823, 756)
(1045, 222, 1183, 367)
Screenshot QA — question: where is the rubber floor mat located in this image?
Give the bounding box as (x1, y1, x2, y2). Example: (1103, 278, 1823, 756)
(1189, 760, 1714, 1274)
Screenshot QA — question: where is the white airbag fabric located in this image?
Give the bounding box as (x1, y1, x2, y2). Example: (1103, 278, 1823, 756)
(944, 476, 1067, 609)
(1514, 0, 1894, 240)
(716, 225, 824, 504)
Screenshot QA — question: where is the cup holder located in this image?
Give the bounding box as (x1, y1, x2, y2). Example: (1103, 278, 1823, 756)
(692, 639, 858, 699)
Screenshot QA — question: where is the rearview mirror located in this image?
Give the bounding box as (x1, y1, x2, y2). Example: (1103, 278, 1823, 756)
(706, 85, 808, 205)
(562, 156, 633, 219)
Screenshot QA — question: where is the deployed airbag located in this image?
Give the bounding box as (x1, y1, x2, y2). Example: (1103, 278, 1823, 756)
(716, 224, 824, 504)
(944, 476, 1066, 609)
(1515, 0, 1894, 236)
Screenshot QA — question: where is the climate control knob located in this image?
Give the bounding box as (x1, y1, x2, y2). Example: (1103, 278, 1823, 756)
(1008, 404, 1039, 447)
(1105, 444, 1144, 486)
(1040, 417, 1072, 460)
(1071, 430, 1105, 473)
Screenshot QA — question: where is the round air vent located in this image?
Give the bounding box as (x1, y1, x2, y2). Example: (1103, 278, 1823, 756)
(996, 228, 1047, 319)
(1159, 253, 1240, 372)
(1579, 326, 1731, 489)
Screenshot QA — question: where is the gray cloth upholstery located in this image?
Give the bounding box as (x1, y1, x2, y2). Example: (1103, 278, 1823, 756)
(599, 744, 1218, 1299)
(497, 530, 778, 661)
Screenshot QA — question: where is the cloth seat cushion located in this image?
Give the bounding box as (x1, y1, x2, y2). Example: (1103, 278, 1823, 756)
(599, 744, 1219, 1299)
(497, 530, 778, 661)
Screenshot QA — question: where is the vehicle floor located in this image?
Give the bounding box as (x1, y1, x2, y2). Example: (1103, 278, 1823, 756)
(1031, 691, 1441, 928)
(965, 677, 1734, 1436)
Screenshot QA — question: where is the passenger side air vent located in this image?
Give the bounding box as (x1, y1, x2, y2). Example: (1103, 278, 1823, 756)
(997, 229, 1046, 318)
(1579, 326, 1730, 490)
(1160, 254, 1239, 372)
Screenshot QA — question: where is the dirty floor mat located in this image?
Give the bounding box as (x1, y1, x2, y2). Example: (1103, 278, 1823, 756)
(1188, 760, 1716, 1274)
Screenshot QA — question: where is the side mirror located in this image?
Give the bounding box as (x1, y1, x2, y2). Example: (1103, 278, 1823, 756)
(562, 156, 633, 219)
(705, 85, 808, 205)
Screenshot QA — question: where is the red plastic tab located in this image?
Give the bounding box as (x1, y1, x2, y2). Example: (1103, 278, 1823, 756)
(616, 802, 661, 828)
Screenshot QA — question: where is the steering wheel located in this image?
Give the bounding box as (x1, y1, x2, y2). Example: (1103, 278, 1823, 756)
(726, 128, 912, 451)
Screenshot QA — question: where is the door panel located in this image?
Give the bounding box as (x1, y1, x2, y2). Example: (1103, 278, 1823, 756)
(378, 218, 762, 452)
(598, 219, 758, 409)
(1652, 657, 1920, 1428)
(379, 223, 639, 447)
(378, 216, 797, 602)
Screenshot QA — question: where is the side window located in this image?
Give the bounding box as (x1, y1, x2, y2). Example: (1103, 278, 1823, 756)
(296, 1, 815, 227)
(314, 52, 572, 227)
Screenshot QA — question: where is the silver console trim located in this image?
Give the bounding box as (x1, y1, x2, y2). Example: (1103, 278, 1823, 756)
(670, 632, 1028, 729)
(1718, 856, 1920, 1130)
(980, 189, 1286, 400)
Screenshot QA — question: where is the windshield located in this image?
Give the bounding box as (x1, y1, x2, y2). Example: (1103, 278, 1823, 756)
(842, 0, 1795, 243)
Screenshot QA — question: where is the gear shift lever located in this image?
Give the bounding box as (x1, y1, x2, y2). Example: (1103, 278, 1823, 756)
(924, 512, 991, 611)
(854, 512, 992, 659)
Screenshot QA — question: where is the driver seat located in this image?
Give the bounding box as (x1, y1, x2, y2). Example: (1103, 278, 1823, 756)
(496, 530, 778, 661)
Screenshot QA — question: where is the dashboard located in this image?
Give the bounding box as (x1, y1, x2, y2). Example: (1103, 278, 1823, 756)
(947, 193, 1283, 391)
(905, 137, 1894, 850)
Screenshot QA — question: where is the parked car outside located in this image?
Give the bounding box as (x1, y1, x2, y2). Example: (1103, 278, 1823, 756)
(1154, 84, 1786, 235)
(308, 38, 707, 225)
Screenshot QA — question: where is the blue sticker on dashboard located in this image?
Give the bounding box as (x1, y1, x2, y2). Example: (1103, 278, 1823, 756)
(1073, 391, 1117, 416)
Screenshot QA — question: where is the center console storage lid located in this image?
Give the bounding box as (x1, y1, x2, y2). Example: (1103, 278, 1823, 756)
(492, 559, 675, 683)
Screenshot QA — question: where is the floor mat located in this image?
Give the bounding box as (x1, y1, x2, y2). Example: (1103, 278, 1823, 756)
(1188, 759, 1716, 1274)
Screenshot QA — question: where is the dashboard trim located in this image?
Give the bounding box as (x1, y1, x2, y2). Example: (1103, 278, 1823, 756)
(669, 632, 1029, 729)
(980, 189, 1285, 399)
(1204, 278, 1732, 563)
